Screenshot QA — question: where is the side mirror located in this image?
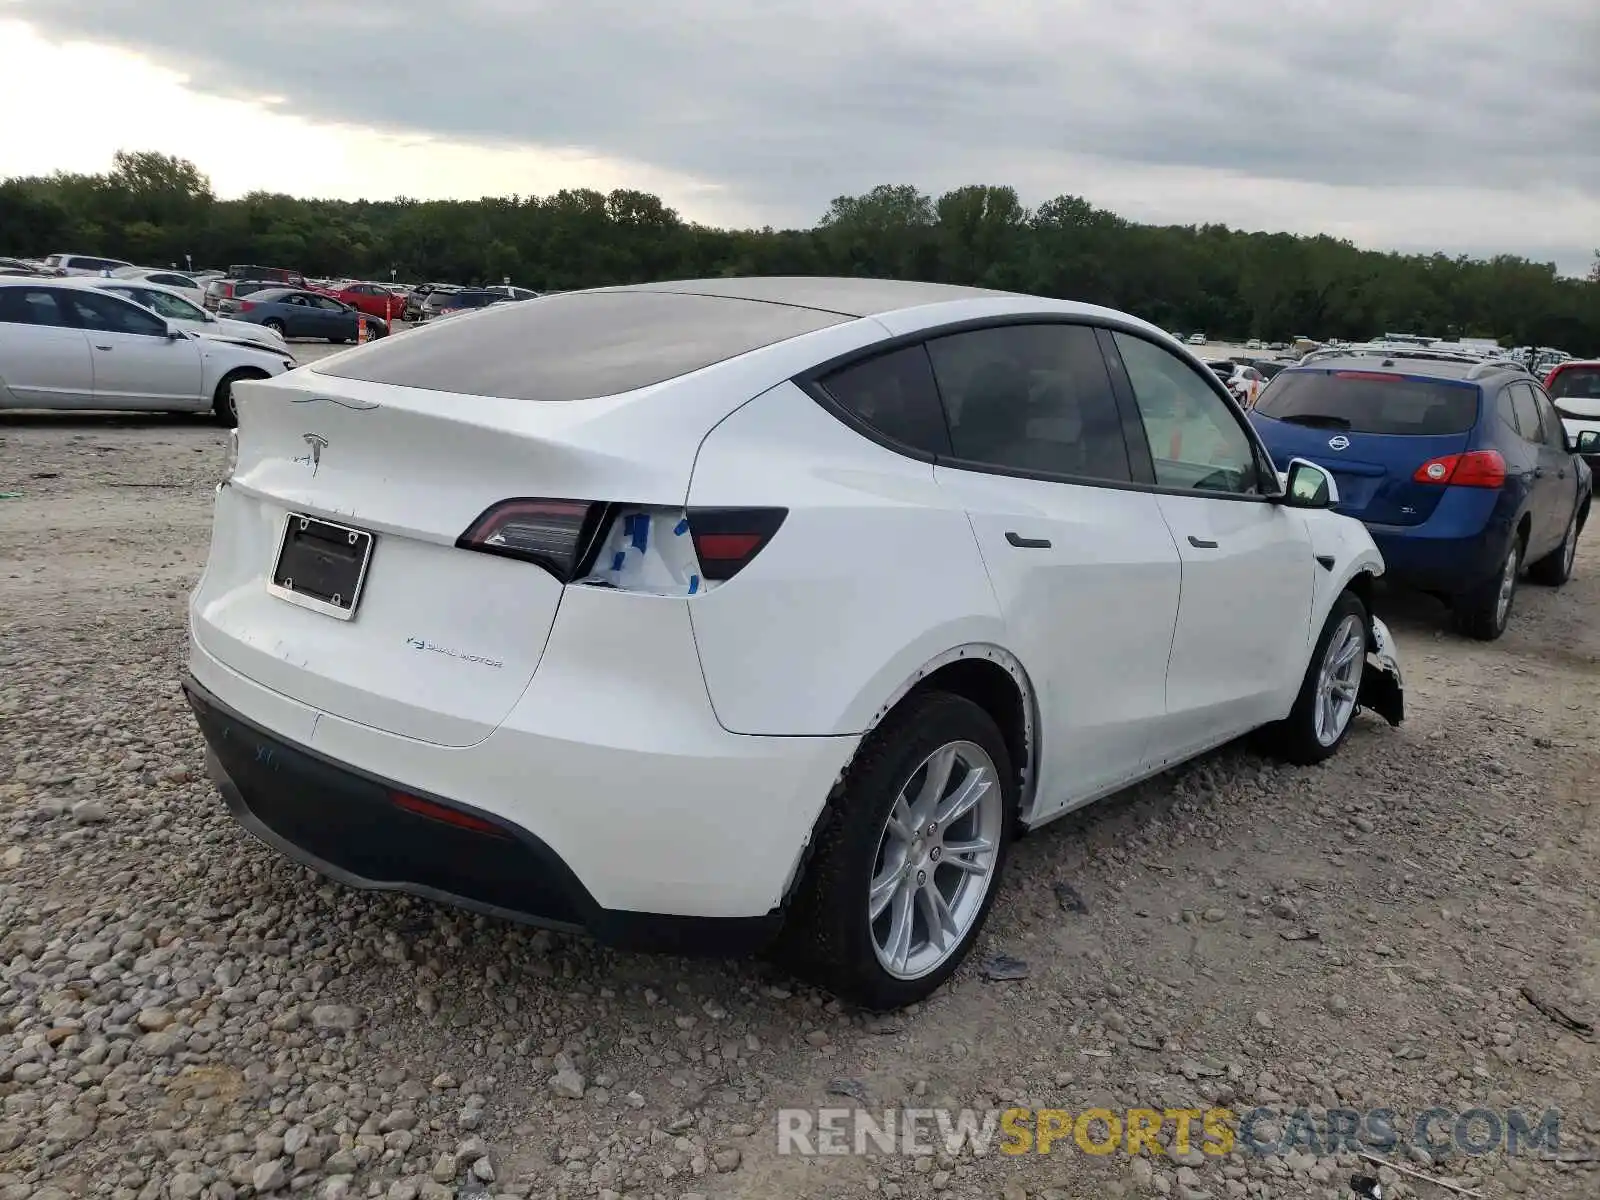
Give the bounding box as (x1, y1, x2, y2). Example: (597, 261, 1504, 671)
(1281, 458, 1340, 509)
(1575, 430, 1600, 456)
(165, 323, 186, 340)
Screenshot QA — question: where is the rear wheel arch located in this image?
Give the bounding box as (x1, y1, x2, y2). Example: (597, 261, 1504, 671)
(859, 644, 1037, 821)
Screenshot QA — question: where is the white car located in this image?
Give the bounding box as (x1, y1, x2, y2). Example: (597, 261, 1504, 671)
(68, 277, 292, 355)
(40, 252, 135, 277)
(0, 278, 294, 422)
(185, 278, 1405, 1009)
(110, 267, 206, 304)
(1187, 332, 1207, 345)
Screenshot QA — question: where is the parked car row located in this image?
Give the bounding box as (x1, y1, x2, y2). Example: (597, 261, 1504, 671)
(402, 282, 542, 322)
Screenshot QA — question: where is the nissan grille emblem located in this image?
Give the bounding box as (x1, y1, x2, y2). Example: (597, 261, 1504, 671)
(301, 433, 328, 475)
(1327, 435, 1350, 451)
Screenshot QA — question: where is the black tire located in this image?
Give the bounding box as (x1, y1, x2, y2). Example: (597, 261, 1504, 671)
(1453, 532, 1523, 640)
(263, 320, 286, 339)
(213, 368, 265, 427)
(329, 336, 347, 344)
(776, 692, 1017, 1010)
(1259, 590, 1368, 766)
(1528, 505, 1579, 587)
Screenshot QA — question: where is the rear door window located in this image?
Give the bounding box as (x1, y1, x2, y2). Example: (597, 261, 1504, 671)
(1507, 383, 1543, 444)
(1254, 370, 1480, 435)
(65, 290, 166, 337)
(0, 287, 70, 326)
(1531, 388, 1569, 453)
(927, 323, 1132, 482)
(816, 344, 950, 457)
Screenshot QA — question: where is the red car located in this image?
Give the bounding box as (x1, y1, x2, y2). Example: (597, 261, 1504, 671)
(323, 281, 407, 321)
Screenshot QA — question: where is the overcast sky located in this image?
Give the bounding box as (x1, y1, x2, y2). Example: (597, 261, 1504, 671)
(3, 0, 1596, 274)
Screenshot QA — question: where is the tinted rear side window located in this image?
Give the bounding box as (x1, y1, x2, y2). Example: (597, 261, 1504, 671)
(1506, 383, 1543, 442)
(0, 287, 68, 326)
(1255, 370, 1480, 435)
(316, 289, 847, 401)
(817, 345, 950, 457)
(928, 323, 1131, 482)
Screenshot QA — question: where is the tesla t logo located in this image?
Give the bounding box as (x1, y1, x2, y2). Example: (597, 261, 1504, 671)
(1327, 435, 1350, 451)
(295, 433, 329, 475)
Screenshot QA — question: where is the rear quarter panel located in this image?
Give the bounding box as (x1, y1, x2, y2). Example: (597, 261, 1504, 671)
(686, 380, 1004, 736)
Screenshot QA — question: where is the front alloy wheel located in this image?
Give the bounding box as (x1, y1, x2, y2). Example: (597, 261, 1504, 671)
(1262, 588, 1370, 765)
(1312, 614, 1364, 748)
(1529, 508, 1579, 586)
(1455, 535, 1522, 640)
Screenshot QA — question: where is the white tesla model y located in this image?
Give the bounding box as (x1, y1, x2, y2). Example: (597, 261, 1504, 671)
(186, 277, 1404, 1009)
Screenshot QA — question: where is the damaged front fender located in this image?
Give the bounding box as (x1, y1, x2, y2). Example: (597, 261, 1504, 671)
(1357, 615, 1404, 727)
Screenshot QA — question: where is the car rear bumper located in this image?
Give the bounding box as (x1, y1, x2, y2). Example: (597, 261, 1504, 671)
(1366, 508, 1514, 595)
(185, 571, 861, 941)
(185, 674, 800, 955)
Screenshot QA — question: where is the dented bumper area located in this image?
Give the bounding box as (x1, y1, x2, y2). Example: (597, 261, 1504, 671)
(1358, 615, 1405, 727)
(187, 582, 860, 941)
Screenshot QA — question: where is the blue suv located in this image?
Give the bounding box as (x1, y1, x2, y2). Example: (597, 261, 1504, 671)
(1250, 353, 1592, 640)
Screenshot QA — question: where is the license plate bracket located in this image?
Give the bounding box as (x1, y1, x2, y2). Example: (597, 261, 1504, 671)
(267, 514, 375, 620)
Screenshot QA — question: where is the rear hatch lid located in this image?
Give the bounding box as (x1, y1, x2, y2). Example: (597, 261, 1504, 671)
(1250, 367, 1482, 526)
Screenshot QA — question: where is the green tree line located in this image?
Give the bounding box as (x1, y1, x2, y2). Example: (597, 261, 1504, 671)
(4, 152, 1597, 353)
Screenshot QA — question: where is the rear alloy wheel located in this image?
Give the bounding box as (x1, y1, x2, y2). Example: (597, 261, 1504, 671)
(1454, 534, 1522, 640)
(1528, 508, 1579, 587)
(778, 692, 1016, 1010)
(1261, 589, 1368, 765)
(263, 319, 286, 339)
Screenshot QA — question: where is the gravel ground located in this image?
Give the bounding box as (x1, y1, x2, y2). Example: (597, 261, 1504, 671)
(1, 414, 1597, 1200)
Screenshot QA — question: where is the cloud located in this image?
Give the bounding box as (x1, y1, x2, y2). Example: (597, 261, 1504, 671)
(4, 0, 1597, 270)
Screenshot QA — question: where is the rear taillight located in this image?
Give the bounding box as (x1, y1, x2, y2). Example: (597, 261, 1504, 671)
(1413, 450, 1505, 489)
(456, 498, 610, 581)
(687, 508, 787, 581)
(237, 300, 256, 312)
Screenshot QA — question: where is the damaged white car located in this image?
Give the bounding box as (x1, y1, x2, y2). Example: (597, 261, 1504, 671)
(185, 277, 1405, 1010)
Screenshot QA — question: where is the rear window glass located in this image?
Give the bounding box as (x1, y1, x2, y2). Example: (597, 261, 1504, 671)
(316, 289, 847, 401)
(1549, 367, 1600, 403)
(1254, 370, 1479, 435)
